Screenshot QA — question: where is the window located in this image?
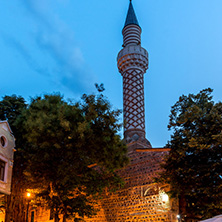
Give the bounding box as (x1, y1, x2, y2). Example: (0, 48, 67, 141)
(0, 160, 5, 181)
(31, 211, 34, 222)
(0, 136, 6, 147)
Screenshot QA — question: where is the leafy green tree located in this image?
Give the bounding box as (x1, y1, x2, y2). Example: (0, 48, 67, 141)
(159, 88, 222, 221)
(24, 90, 128, 222)
(0, 95, 28, 222)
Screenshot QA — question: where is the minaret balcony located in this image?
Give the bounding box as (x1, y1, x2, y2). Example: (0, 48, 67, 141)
(117, 45, 148, 74)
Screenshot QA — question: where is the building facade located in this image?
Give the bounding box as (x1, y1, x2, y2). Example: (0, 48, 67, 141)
(0, 121, 15, 195)
(0, 121, 15, 221)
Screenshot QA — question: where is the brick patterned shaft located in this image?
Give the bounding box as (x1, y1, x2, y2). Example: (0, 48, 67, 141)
(117, 7, 151, 146)
(123, 69, 145, 131)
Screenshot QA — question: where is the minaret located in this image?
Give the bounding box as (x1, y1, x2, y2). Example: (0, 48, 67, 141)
(117, 0, 151, 148)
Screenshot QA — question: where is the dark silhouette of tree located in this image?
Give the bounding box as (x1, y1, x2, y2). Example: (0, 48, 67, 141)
(23, 91, 128, 222)
(159, 88, 222, 221)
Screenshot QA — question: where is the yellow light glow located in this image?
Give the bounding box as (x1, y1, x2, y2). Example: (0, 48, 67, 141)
(162, 193, 169, 202)
(27, 192, 31, 198)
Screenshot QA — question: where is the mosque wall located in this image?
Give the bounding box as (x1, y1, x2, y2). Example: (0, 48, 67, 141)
(17, 145, 178, 222)
(84, 145, 179, 222)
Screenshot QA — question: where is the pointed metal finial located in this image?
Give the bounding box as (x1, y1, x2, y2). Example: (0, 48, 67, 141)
(124, 0, 140, 28)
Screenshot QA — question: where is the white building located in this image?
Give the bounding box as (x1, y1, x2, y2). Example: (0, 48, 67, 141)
(0, 121, 15, 195)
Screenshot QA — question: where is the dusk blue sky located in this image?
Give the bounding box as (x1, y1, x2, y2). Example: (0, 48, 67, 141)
(1, 0, 222, 147)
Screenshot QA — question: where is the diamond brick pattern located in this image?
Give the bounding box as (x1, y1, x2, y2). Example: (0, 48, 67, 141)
(123, 69, 145, 131)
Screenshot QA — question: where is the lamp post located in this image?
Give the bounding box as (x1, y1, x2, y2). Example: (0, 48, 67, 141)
(26, 192, 31, 222)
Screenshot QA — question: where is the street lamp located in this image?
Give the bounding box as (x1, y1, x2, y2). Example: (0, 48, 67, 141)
(26, 192, 31, 222)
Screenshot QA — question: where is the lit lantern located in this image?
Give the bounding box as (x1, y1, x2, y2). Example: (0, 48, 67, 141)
(161, 193, 169, 202)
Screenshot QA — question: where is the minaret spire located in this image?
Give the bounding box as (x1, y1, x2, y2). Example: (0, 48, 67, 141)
(117, 1, 151, 148)
(124, 0, 140, 28)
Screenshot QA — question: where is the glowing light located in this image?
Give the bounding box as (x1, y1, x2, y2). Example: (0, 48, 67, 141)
(177, 215, 180, 219)
(27, 192, 31, 198)
(161, 193, 169, 202)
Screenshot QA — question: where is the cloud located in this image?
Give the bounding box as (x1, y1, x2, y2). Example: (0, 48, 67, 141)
(18, 0, 94, 94)
(1, 34, 51, 78)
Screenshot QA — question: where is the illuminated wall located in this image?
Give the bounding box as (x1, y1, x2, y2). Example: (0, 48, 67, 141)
(84, 143, 178, 222)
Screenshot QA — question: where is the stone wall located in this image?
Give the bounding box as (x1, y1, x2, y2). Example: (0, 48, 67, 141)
(84, 145, 178, 222)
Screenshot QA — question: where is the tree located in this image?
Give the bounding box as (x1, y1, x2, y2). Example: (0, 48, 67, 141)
(0, 95, 29, 222)
(159, 88, 222, 220)
(24, 90, 128, 221)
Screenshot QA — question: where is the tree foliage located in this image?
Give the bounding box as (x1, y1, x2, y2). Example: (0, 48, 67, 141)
(0, 89, 128, 222)
(23, 91, 128, 221)
(159, 88, 222, 220)
(0, 95, 27, 147)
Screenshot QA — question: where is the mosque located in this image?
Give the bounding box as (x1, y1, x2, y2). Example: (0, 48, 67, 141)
(83, 1, 179, 221)
(1, 1, 182, 221)
(32, 1, 179, 221)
